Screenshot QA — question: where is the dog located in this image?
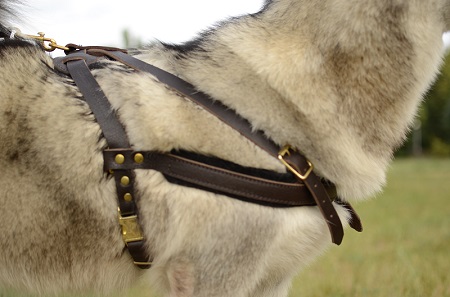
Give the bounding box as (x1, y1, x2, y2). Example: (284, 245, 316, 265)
(1, 0, 449, 296)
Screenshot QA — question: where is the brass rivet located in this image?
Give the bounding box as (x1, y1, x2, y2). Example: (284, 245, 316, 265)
(115, 154, 125, 164)
(121, 176, 130, 186)
(134, 153, 144, 164)
(124, 193, 133, 202)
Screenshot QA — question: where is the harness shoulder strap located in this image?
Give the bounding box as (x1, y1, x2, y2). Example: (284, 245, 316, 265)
(64, 56, 152, 269)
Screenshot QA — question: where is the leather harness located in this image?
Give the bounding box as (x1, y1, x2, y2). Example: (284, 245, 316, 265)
(5, 34, 363, 269)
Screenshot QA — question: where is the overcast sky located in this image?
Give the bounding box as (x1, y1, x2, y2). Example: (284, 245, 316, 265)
(14, 0, 450, 53)
(18, 0, 265, 51)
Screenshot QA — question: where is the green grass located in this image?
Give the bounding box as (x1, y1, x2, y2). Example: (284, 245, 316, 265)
(289, 158, 450, 297)
(2, 158, 449, 297)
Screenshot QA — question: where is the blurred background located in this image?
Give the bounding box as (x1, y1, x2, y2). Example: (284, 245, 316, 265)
(3, 1, 449, 296)
(18, 0, 264, 49)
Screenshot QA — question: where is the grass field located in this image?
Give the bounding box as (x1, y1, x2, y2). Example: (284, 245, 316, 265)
(289, 158, 450, 297)
(2, 158, 449, 297)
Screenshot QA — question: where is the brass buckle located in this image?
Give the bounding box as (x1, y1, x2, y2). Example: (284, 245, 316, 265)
(117, 208, 144, 243)
(278, 145, 314, 180)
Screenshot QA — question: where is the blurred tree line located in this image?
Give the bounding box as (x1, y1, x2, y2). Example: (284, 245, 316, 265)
(122, 29, 143, 48)
(398, 51, 450, 157)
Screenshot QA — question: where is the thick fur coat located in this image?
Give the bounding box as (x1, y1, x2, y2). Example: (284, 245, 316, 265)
(1, 0, 449, 296)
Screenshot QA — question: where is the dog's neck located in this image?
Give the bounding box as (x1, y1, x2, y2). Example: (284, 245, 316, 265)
(136, 0, 446, 201)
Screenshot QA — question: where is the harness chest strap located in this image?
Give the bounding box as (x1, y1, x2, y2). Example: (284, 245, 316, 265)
(103, 149, 338, 207)
(57, 47, 362, 269)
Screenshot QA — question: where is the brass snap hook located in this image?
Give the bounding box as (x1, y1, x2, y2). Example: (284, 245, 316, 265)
(25, 32, 69, 52)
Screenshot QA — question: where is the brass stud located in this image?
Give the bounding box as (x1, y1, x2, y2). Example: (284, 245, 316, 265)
(134, 153, 144, 164)
(120, 176, 130, 186)
(115, 154, 125, 164)
(124, 193, 133, 202)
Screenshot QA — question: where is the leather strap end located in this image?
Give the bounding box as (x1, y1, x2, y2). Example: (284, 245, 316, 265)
(338, 199, 363, 232)
(127, 241, 152, 269)
(280, 149, 345, 245)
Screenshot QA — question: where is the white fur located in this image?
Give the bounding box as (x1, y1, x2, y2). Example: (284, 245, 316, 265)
(1, 0, 449, 296)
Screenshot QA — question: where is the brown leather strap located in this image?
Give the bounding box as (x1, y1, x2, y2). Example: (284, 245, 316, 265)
(91, 50, 362, 244)
(65, 58, 152, 269)
(103, 149, 340, 207)
(339, 201, 363, 232)
(66, 59, 130, 148)
(65, 43, 128, 55)
(279, 147, 344, 244)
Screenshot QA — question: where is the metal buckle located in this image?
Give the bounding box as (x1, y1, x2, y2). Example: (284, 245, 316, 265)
(117, 208, 144, 243)
(278, 145, 314, 180)
(25, 32, 70, 52)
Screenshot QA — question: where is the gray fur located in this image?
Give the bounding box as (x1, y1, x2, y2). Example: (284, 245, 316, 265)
(0, 0, 449, 296)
